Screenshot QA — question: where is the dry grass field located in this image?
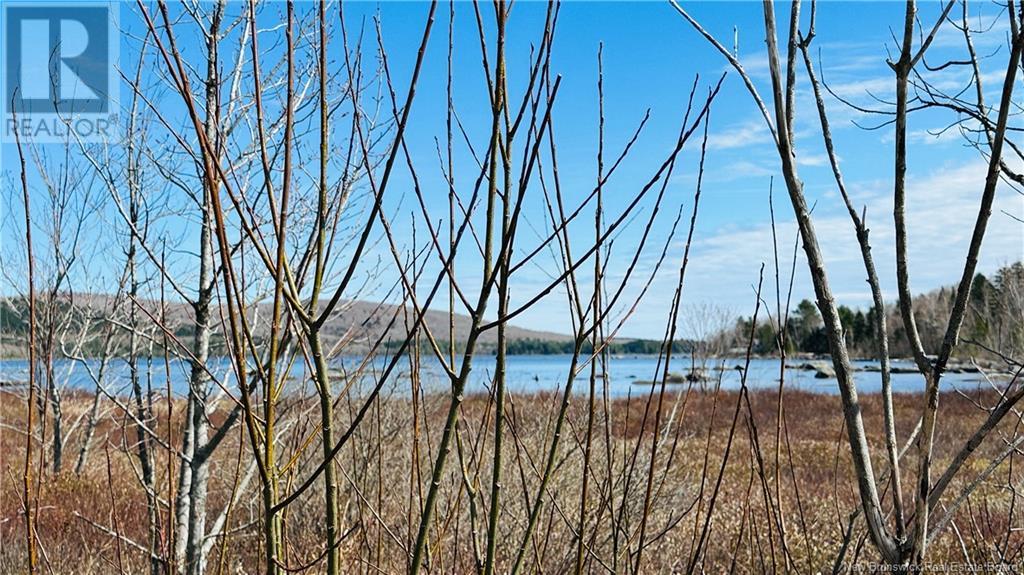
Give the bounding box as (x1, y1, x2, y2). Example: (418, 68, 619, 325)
(4, 0, 1024, 572)
(1, 383, 1020, 574)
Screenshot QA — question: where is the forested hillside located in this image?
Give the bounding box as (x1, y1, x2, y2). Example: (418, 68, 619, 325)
(732, 262, 1024, 359)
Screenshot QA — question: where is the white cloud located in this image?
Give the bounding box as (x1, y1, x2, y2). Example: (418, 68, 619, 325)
(673, 160, 1024, 316)
(929, 9, 1011, 50)
(704, 159, 776, 183)
(705, 120, 772, 150)
(822, 75, 892, 101)
(797, 153, 829, 167)
(907, 128, 960, 146)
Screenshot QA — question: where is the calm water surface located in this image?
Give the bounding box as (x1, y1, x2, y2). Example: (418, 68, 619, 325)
(0, 354, 993, 398)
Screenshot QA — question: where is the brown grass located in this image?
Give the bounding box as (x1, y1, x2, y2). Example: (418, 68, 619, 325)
(0, 384, 1020, 574)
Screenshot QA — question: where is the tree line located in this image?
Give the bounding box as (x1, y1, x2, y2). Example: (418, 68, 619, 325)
(732, 262, 1023, 359)
(4, 0, 1024, 572)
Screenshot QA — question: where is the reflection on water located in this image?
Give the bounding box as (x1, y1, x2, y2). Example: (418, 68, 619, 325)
(0, 354, 992, 399)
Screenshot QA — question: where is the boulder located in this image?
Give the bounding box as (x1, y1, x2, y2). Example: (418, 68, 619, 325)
(814, 366, 835, 379)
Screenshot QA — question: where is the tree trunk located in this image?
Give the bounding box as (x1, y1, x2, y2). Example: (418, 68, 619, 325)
(176, 4, 222, 572)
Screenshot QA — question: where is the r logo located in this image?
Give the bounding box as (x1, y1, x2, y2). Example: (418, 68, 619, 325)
(2, 2, 118, 142)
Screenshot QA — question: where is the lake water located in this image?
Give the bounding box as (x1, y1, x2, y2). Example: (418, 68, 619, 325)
(0, 354, 996, 399)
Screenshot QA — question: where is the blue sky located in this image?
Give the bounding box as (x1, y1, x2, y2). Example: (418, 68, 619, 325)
(369, 0, 1023, 337)
(2, 1, 1022, 340)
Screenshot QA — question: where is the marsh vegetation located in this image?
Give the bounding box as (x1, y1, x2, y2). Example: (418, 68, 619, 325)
(2, 1, 1023, 573)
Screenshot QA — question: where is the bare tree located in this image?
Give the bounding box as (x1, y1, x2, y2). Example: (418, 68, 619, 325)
(673, 0, 1024, 565)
